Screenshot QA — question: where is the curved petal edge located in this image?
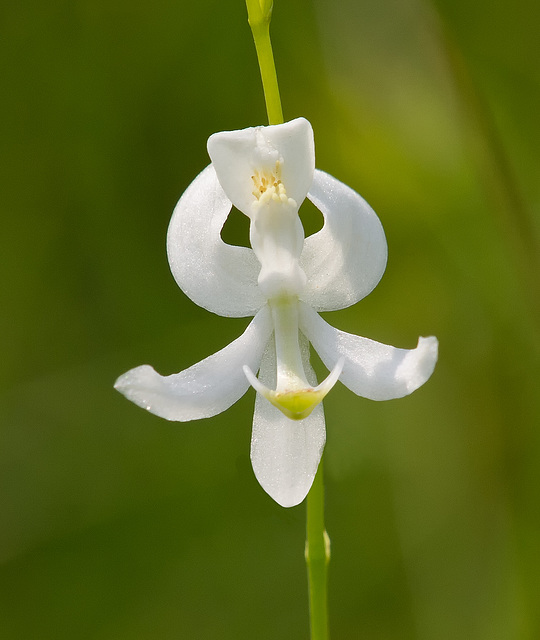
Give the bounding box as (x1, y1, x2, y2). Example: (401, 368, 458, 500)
(114, 306, 273, 421)
(301, 169, 388, 311)
(167, 164, 264, 318)
(299, 303, 438, 401)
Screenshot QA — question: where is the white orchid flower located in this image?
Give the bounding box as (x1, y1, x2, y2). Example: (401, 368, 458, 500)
(115, 117, 438, 507)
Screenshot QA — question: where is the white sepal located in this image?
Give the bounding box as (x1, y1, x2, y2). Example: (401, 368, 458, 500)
(250, 334, 326, 507)
(207, 118, 315, 217)
(167, 164, 264, 318)
(299, 303, 438, 400)
(114, 306, 272, 421)
(301, 170, 388, 311)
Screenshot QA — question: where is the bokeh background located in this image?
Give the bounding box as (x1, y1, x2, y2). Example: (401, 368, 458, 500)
(1, 0, 540, 638)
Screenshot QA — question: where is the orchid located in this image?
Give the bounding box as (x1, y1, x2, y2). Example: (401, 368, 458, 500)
(115, 117, 438, 507)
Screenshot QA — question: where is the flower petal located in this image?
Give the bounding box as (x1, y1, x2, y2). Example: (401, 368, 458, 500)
(207, 118, 315, 216)
(300, 170, 388, 311)
(114, 306, 273, 421)
(167, 164, 264, 318)
(250, 333, 325, 507)
(299, 303, 438, 400)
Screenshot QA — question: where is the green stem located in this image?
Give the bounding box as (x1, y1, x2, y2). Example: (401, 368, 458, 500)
(305, 456, 330, 640)
(245, 0, 284, 125)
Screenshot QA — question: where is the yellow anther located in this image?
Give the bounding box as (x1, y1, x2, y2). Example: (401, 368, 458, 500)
(251, 160, 292, 205)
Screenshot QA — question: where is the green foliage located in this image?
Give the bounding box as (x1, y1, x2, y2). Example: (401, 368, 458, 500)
(1, 0, 539, 638)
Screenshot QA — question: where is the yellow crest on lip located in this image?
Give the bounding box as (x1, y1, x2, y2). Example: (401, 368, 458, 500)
(243, 356, 344, 421)
(265, 388, 327, 421)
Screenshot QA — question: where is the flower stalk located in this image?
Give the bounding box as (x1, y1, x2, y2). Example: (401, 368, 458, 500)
(306, 456, 330, 640)
(245, 0, 283, 125)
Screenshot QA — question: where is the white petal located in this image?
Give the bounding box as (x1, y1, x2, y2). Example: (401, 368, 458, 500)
(114, 306, 272, 421)
(167, 164, 264, 318)
(207, 118, 315, 216)
(300, 170, 388, 311)
(299, 303, 438, 400)
(250, 333, 325, 507)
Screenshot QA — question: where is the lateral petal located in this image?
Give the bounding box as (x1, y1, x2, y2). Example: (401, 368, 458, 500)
(167, 164, 264, 318)
(250, 333, 326, 507)
(114, 306, 273, 421)
(301, 170, 388, 311)
(207, 118, 315, 216)
(299, 303, 438, 401)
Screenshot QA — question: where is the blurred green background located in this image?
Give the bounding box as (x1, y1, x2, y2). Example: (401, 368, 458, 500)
(1, 0, 539, 638)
